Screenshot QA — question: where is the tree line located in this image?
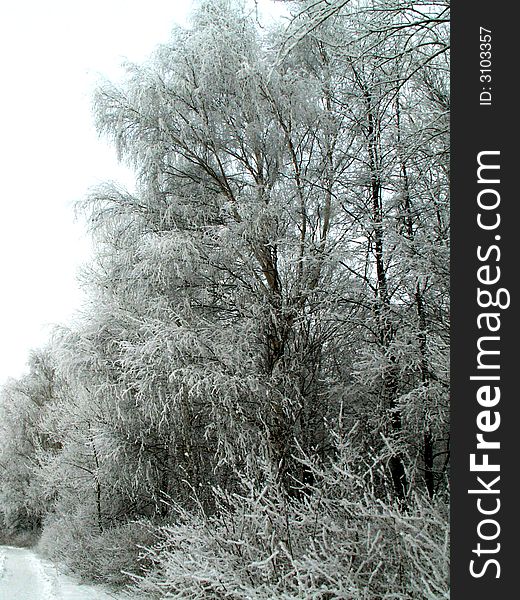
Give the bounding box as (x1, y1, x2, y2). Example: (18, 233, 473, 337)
(0, 1, 450, 597)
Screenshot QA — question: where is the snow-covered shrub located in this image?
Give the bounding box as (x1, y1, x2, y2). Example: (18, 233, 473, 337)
(0, 523, 40, 548)
(134, 443, 449, 599)
(38, 514, 156, 586)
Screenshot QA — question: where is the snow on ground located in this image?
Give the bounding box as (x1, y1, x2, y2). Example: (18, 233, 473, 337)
(0, 546, 138, 600)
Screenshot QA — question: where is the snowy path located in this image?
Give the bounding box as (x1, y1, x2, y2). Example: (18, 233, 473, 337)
(0, 546, 135, 600)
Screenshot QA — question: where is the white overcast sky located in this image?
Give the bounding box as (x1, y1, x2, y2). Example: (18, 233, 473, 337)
(0, 0, 286, 385)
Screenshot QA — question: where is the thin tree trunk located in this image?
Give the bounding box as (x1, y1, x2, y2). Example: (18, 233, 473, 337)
(396, 94, 435, 498)
(364, 86, 407, 502)
(88, 423, 103, 534)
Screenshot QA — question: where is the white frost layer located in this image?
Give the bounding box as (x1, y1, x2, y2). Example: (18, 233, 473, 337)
(0, 547, 5, 579)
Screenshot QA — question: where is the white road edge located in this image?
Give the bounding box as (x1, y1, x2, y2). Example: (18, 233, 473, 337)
(0, 546, 137, 600)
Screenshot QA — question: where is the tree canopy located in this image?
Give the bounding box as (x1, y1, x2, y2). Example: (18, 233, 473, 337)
(0, 1, 449, 597)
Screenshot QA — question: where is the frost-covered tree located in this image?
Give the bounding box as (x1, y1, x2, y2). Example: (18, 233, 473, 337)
(84, 0, 362, 497)
(0, 0, 449, 595)
(0, 350, 57, 534)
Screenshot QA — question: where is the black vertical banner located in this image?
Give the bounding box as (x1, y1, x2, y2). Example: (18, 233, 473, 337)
(452, 1, 519, 597)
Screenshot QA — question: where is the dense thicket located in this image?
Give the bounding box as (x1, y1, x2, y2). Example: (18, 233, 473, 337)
(0, 1, 449, 597)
